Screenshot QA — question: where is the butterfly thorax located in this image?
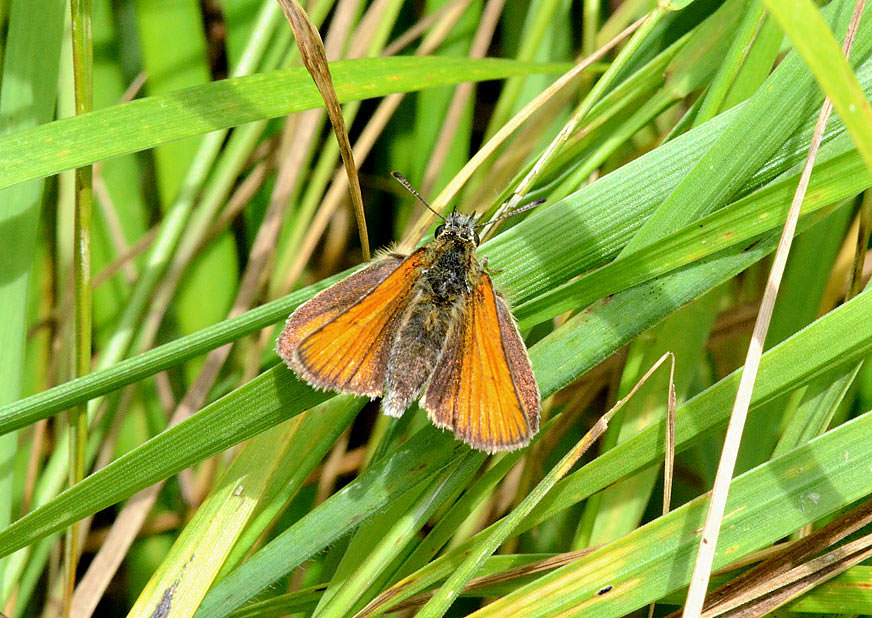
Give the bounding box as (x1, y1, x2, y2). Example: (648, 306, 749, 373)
(423, 212, 481, 304)
(423, 236, 479, 304)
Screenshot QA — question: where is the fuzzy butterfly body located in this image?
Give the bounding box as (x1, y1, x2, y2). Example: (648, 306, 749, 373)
(276, 202, 540, 453)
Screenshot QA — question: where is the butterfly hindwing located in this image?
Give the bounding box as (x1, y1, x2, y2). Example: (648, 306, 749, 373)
(422, 273, 539, 452)
(286, 249, 426, 397)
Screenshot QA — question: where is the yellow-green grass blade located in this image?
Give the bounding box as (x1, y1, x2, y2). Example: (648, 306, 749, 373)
(468, 408, 872, 617)
(128, 395, 362, 618)
(515, 139, 871, 328)
(192, 427, 468, 617)
(578, 288, 720, 548)
(312, 454, 483, 618)
(763, 0, 872, 172)
(0, 56, 568, 192)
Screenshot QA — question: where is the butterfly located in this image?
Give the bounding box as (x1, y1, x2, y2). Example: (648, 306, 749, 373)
(276, 173, 541, 452)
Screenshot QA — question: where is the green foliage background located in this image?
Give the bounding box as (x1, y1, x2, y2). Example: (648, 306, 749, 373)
(0, 0, 871, 616)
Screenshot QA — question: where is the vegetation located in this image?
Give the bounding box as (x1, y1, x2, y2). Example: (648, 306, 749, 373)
(0, 0, 871, 616)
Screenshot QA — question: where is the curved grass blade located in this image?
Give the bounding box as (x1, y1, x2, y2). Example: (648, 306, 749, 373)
(0, 56, 569, 192)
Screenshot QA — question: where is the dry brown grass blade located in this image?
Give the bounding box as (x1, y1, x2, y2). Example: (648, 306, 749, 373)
(713, 534, 872, 617)
(277, 0, 370, 260)
(648, 352, 677, 618)
(681, 2, 866, 614)
(666, 498, 872, 618)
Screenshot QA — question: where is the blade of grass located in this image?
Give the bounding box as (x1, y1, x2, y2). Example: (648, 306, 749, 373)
(193, 427, 468, 618)
(277, 0, 370, 259)
(763, 0, 872, 172)
(0, 56, 569, 192)
(312, 454, 483, 618)
(0, 0, 66, 595)
(65, 0, 94, 612)
(682, 3, 864, 612)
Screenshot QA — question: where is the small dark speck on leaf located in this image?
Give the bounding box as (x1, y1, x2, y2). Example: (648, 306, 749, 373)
(597, 585, 613, 595)
(743, 238, 764, 252)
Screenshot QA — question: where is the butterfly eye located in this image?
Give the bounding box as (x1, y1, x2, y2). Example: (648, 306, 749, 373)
(473, 231, 481, 245)
(435, 224, 446, 239)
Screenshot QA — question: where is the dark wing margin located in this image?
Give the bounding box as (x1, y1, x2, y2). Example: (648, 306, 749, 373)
(493, 288, 540, 434)
(422, 273, 540, 452)
(280, 250, 426, 397)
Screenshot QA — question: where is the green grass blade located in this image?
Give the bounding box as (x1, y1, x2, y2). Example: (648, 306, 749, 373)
(0, 57, 568, 192)
(763, 0, 872, 172)
(194, 428, 468, 618)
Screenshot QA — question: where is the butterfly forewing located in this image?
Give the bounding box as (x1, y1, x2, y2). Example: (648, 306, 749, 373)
(277, 254, 404, 356)
(422, 273, 539, 452)
(282, 249, 426, 396)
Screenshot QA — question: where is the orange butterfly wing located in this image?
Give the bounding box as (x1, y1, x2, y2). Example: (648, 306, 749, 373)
(422, 273, 540, 452)
(282, 249, 426, 397)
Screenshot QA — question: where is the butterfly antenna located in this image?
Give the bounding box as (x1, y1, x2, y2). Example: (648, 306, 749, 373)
(475, 197, 546, 229)
(391, 172, 446, 222)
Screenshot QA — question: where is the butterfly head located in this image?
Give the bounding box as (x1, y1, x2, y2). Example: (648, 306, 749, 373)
(435, 210, 480, 245)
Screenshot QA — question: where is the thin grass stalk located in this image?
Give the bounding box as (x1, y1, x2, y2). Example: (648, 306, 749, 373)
(64, 0, 93, 614)
(488, 6, 665, 234)
(681, 1, 866, 613)
(402, 15, 645, 249)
